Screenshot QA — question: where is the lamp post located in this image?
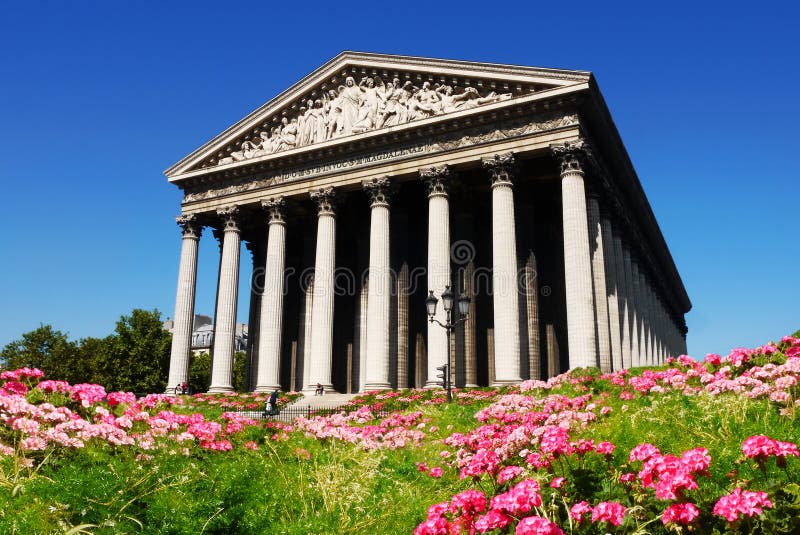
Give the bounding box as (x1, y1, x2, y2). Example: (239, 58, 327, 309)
(426, 285, 470, 402)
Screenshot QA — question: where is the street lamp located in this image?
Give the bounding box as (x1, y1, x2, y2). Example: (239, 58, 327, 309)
(426, 285, 470, 402)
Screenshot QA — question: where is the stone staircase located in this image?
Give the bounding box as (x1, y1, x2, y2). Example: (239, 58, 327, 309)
(287, 392, 360, 411)
(237, 392, 360, 423)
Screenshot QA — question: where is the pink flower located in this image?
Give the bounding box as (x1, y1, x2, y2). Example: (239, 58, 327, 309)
(662, 503, 700, 525)
(474, 509, 512, 532)
(429, 467, 444, 478)
(449, 489, 487, 517)
(549, 476, 566, 488)
(681, 447, 711, 473)
(774, 440, 800, 458)
(713, 488, 773, 522)
(414, 517, 448, 535)
(497, 466, 524, 484)
(490, 479, 542, 516)
(591, 501, 626, 526)
(742, 435, 799, 460)
(630, 443, 660, 462)
(570, 501, 592, 522)
(515, 516, 565, 535)
(596, 441, 616, 455)
(243, 441, 258, 450)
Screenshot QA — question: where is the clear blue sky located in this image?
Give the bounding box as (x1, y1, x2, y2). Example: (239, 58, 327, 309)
(1, 1, 797, 358)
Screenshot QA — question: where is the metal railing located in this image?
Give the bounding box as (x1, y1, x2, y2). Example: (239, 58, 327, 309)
(235, 406, 392, 421)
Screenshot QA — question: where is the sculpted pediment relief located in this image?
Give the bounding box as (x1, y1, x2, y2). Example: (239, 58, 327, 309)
(165, 52, 590, 179)
(218, 79, 514, 167)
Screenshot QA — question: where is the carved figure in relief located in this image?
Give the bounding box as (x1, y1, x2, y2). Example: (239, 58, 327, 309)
(376, 78, 402, 128)
(298, 100, 315, 147)
(309, 99, 327, 143)
(214, 72, 525, 166)
(324, 89, 343, 139)
(339, 77, 362, 136)
(352, 77, 380, 133)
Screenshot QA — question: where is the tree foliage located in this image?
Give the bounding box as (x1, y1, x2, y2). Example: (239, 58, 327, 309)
(0, 309, 172, 393)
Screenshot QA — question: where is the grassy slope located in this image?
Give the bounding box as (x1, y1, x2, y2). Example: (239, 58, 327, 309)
(2, 367, 799, 533)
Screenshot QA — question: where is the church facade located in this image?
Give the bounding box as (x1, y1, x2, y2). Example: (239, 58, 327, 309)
(164, 52, 690, 394)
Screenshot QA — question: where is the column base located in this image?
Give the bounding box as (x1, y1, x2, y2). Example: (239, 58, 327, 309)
(464, 383, 480, 389)
(254, 385, 282, 393)
(423, 381, 444, 389)
(363, 382, 391, 391)
(303, 383, 336, 395)
(491, 378, 523, 387)
(207, 386, 235, 393)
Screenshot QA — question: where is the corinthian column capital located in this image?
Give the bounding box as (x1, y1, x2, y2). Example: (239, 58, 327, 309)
(217, 206, 240, 232)
(262, 196, 287, 224)
(482, 152, 516, 187)
(176, 214, 202, 239)
(362, 176, 393, 207)
(310, 187, 336, 217)
(550, 139, 592, 175)
(420, 164, 451, 198)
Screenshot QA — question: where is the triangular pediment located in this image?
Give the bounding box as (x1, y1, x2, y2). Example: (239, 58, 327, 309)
(165, 52, 591, 180)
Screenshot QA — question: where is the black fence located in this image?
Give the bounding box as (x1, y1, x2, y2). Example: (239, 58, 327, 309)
(236, 406, 393, 421)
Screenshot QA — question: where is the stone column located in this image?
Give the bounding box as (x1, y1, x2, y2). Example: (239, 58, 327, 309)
(638, 270, 649, 366)
(646, 279, 656, 365)
(601, 217, 622, 371)
(245, 243, 263, 391)
(552, 140, 597, 369)
(166, 215, 202, 392)
(524, 251, 541, 379)
(355, 276, 368, 392)
(255, 197, 287, 392)
(363, 177, 393, 390)
(629, 258, 641, 367)
(209, 206, 241, 393)
(396, 261, 410, 389)
(483, 153, 522, 384)
(612, 233, 629, 370)
(307, 187, 337, 392)
(420, 166, 451, 387)
(463, 260, 478, 387)
(587, 195, 611, 372)
(657, 298, 666, 363)
(622, 245, 636, 369)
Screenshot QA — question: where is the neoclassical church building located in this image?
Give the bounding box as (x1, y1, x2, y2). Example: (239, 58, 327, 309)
(164, 52, 690, 394)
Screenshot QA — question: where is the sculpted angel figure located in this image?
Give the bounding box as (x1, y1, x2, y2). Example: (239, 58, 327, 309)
(274, 117, 298, 151)
(415, 81, 441, 118)
(396, 81, 415, 124)
(377, 78, 403, 128)
(325, 88, 343, 139)
(234, 140, 257, 161)
(251, 131, 271, 157)
(352, 76, 381, 132)
(455, 86, 514, 110)
(437, 85, 466, 113)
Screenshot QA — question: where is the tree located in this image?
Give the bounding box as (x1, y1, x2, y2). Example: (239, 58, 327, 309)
(188, 351, 247, 393)
(104, 309, 172, 393)
(0, 325, 81, 383)
(189, 352, 211, 393)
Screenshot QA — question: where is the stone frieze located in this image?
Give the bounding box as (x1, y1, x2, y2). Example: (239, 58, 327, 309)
(183, 113, 578, 203)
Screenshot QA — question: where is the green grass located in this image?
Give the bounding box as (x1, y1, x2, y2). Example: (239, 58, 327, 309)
(2, 363, 799, 533)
